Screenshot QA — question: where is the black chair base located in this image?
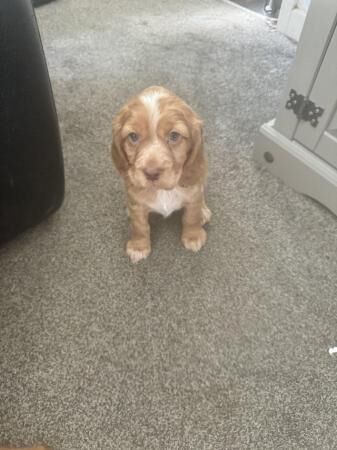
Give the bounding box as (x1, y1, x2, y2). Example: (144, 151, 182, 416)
(32, 0, 56, 7)
(0, 0, 64, 244)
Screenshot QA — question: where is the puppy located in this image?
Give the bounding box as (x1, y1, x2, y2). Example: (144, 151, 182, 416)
(112, 86, 211, 263)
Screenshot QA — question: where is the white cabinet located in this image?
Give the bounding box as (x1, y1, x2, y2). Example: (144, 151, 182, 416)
(254, 0, 337, 216)
(277, 0, 311, 41)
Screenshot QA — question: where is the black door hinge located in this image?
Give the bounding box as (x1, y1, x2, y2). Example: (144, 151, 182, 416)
(285, 89, 324, 128)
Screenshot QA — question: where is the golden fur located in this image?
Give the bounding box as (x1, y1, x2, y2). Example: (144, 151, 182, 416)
(112, 86, 211, 262)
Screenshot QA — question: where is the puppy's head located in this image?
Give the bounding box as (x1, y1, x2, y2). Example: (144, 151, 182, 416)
(112, 86, 205, 190)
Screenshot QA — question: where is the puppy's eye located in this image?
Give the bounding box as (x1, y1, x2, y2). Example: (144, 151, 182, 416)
(168, 131, 181, 143)
(128, 132, 139, 144)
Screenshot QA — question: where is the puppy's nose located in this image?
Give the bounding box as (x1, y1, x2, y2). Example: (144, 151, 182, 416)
(143, 168, 161, 181)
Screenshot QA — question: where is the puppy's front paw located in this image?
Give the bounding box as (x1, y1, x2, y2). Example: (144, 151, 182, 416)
(126, 239, 151, 263)
(182, 227, 207, 252)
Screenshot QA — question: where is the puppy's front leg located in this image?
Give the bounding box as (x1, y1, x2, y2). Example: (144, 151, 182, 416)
(127, 205, 151, 263)
(182, 198, 208, 252)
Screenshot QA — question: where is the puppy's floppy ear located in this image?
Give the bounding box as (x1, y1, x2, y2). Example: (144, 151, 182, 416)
(179, 112, 207, 187)
(111, 107, 130, 177)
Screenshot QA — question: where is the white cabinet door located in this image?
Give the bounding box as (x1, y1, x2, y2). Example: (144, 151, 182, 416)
(314, 110, 337, 169)
(274, 0, 337, 140)
(293, 24, 337, 154)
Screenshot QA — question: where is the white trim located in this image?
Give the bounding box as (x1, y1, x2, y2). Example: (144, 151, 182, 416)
(277, 0, 309, 41)
(222, 0, 269, 21)
(254, 121, 337, 215)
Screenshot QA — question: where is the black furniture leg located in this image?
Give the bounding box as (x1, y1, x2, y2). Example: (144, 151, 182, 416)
(32, 0, 57, 7)
(0, 0, 64, 245)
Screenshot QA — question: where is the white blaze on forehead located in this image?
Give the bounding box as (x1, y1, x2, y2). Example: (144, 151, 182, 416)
(140, 90, 166, 133)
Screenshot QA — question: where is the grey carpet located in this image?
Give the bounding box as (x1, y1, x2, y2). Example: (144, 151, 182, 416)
(1, 1, 337, 449)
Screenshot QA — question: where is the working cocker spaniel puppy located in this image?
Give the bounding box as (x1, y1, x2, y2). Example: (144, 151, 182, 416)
(112, 86, 211, 263)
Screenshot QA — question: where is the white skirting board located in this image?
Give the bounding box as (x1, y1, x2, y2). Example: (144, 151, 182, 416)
(254, 120, 337, 215)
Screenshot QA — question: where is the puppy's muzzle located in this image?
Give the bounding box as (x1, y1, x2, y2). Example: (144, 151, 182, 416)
(143, 168, 162, 181)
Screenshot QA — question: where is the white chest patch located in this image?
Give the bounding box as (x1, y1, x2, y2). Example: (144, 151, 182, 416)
(150, 188, 185, 218)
